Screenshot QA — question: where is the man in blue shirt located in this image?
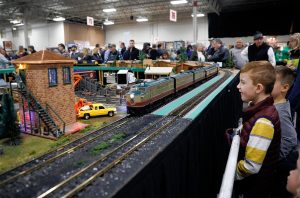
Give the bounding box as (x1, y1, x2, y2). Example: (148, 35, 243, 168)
(288, 60, 300, 138)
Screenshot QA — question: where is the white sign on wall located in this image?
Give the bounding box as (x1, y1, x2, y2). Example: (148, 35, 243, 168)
(87, 16, 94, 26)
(170, 9, 177, 22)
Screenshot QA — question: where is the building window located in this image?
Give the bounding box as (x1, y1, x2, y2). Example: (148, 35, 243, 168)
(48, 68, 58, 87)
(63, 67, 71, 84)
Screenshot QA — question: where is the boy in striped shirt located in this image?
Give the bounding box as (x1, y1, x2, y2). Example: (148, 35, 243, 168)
(235, 61, 281, 198)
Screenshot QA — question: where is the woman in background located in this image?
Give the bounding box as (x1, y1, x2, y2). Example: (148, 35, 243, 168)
(190, 43, 206, 62)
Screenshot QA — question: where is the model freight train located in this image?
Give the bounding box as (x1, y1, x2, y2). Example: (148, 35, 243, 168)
(126, 65, 219, 114)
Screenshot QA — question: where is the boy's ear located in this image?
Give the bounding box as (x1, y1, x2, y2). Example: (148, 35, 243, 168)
(282, 83, 290, 92)
(255, 83, 264, 93)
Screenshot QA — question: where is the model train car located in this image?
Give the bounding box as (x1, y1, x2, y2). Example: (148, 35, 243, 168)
(125, 65, 219, 114)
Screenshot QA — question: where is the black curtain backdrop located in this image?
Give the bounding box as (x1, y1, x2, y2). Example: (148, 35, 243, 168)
(114, 75, 243, 198)
(208, 0, 300, 38)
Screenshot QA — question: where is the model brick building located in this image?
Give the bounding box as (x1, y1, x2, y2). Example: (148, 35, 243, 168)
(12, 50, 76, 136)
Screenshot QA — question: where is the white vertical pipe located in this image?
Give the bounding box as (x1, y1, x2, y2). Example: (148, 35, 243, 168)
(218, 121, 243, 198)
(218, 134, 240, 198)
(23, 17, 30, 47)
(193, 0, 198, 43)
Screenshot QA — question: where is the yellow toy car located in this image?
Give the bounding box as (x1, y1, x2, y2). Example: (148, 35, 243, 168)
(77, 103, 117, 119)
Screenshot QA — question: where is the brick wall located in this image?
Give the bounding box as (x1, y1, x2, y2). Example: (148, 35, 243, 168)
(25, 64, 76, 128)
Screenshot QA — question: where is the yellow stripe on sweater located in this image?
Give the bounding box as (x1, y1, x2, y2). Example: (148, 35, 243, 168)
(250, 118, 274, 139)
(237, 160, 253, 177)
(245, 146, 266, 164)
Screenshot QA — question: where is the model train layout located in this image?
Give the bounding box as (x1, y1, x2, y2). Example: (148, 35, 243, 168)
(125, 65, 219, 114)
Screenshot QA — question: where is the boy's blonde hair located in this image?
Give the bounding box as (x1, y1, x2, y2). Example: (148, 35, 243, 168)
(92, 48, 98, 54)
(275, 66, 296, 88)
(240, 61, 275, 94)
(290, 33, 300, 49)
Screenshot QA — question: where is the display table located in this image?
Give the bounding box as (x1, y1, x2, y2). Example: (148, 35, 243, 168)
(0, 67, 16, 81)
(0, 67, 15, 74)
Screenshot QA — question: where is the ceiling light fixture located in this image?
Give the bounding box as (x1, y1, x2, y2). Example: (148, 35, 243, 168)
(12, 27, 17, 31)
(10, 19, 22, 24)
(104, 19, 114, 25)
(191, 13, 205, 17)
(53, 16, 66, 22)
(103, 8, 116, 13)
(136, 18, 148, 22)
(14, 23, 24, 26)
(170, 0, 188, 5)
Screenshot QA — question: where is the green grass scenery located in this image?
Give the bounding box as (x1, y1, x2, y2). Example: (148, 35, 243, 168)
(90, 133, 126, 155)
(0, 121, 106, 174)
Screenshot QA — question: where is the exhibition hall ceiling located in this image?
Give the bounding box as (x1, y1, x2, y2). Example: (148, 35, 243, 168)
(0, 0, 289, 28)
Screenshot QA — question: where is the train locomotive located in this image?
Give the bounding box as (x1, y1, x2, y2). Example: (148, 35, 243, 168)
(125, 65, 219, 115)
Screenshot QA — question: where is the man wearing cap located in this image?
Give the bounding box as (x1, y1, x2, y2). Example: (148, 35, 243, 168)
(105, 44, 121, 63)
(241, 31, 276, 66)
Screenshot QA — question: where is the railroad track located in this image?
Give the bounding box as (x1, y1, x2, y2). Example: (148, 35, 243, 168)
(0, 116, 132, 187)
(170, 70, 232, 116)
(34, 70, 232, 198)
(0, 70, 232, 198)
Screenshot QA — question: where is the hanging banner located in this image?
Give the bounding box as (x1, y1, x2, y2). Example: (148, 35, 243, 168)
(87, 16, 94, 26)
(170, 9, 177, 22)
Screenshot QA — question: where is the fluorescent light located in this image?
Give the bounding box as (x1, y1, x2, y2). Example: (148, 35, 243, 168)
(10, 19, 21, 24)
(14, 23, 24, 26)
(103, 8, 116, 13)
(53, 16, 65, 21)
(170, 0, 188, 5)
(104, 20, 114, 25)
(136, 18, 148, 22)
(191, 13, 205, 17)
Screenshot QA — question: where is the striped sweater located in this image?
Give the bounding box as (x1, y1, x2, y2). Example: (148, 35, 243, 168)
(236, 96, 281, 180)
(236, 118, 275, 180)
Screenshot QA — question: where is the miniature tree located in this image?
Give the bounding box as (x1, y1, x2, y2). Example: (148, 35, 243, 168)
(139, 50, 146, 63)
(224, 51, 235, 68)
(1, 93, 21, 145)
(178, 47, 188, 63)
(112, 59, 117, 67)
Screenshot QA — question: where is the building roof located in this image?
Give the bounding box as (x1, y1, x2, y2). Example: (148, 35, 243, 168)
(145, 67, 173, 75)
(117, 70, 128, 74)
(12, 50, 75, 65)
